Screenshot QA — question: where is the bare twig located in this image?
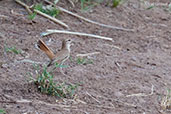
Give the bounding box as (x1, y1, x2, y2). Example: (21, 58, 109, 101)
(75, 99, 87, 105)
(0, 14, 9, 18)
(103, 44, 122, 50)
(34, 9, 69, 28)
(15, 0, 68, 28)
(2, 94, 114, 109)
(3, 94, 77, 108)
(93, 94, 137, 108)
(2, 94, 91, 113)
(0, 101, 16, 103)
(89, 104, 115, 109)
(126, 85, 154, 97)
(117, 100, 137, 107)
(11, 9, 23, 16)
(41, 29, 113, 41)
(86, 91, 101, 104)
(15, 0, 33, 14)
(76, 52, 100, 57)
(44, 0, 134, 32)
(14, 59, 44, 65)
(67, 0, 75, 7)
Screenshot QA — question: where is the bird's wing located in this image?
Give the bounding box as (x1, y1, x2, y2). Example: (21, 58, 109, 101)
(51, 49, 70, 65)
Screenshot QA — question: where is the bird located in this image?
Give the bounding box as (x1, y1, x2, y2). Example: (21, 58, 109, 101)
(37, 38, 72, 74)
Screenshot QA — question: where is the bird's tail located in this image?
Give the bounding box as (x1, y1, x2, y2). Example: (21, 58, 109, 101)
(37, 39, 55, 60)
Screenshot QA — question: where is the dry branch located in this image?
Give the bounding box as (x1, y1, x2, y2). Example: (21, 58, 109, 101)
(126, 85, 154, 97)
(0, 14, 9, 18)
(76, 52, 100, 57)
(2, 94, 115, 110)
(67, 0, 75, 7)
(15, 0, 68, 28)
(103, 44, 121, 50)
(44, 0, 135, 32)
(34, 9, 69, 28)
(14, 59, 43, 65)
(41, 29, 113, 41)
(86, 91, 101, 104)
(91, 93, 137, 108)
(15, 0, 33, 14)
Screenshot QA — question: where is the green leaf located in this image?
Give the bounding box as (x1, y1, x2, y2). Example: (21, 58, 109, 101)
(81, 0, 85, 10)
(55, 62, 68, 68)
(76, 58, 93, 65)
(77, 58, 86, 64)
(112, 0, 121, 8)
(5, 46, 21, 54)
(34, 3, 60, 17)
(34, 3, 44, 12)
(146, 5, 155, 10)
(34, 65, 79, 98)
(28, 13, 36, 20)
(0, 109, 6, 114)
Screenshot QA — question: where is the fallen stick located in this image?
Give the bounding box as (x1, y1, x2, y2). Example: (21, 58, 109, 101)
(67, 0, 75, 7)
(58, 6, 134, 31)
(15, 0, 68, 28)
(2, 94, 114, 109)
(126, 85, 154, 97)
(14, 59, 43, 65)
(41, 29, 113, 41)
(0, 14, 9, 18)
(76, 52, 100, 57)
(86, 91, 101, 104)
(15, 0, 33, 14)
(103, 44, 121, 50)
(44, 0, 135, 32)
(34, 9, 69, 28)
(92, 94, 137, 108)
(2, 94, 77, 108)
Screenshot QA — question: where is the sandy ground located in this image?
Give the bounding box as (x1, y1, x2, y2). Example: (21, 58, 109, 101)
(0, 0, 171, 114)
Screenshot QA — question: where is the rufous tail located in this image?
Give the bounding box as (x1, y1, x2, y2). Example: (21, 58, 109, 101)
(37, 39, 55, 60)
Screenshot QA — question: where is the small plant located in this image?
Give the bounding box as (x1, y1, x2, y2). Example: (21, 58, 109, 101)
(112, 0, 121, 8)
(0, 109, 6, 114)
(28, 3, 60, 20)
(161, 89, 171, 110)
(29, 65, 79, 98)
(112, 0, 127, 8)
(5, 46, 21, 54)
(55, 62, 68, 68)
(76, 57, 93, 65)
(146, 5, 155, 10)
(80, 0, 103, 11)
(28, 12, 36, 20)
(34, 3, 60, 17)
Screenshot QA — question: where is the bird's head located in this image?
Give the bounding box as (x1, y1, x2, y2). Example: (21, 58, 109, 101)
(62, 38, 73, 50)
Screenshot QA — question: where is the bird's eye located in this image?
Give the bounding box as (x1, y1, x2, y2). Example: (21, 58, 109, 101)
(68, 39, 71, 41)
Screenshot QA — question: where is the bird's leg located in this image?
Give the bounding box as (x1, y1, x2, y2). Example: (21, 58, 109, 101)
(47, 61, 52, 67)
(60, 62, 67, 76)
(59, 58, 69, 76)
